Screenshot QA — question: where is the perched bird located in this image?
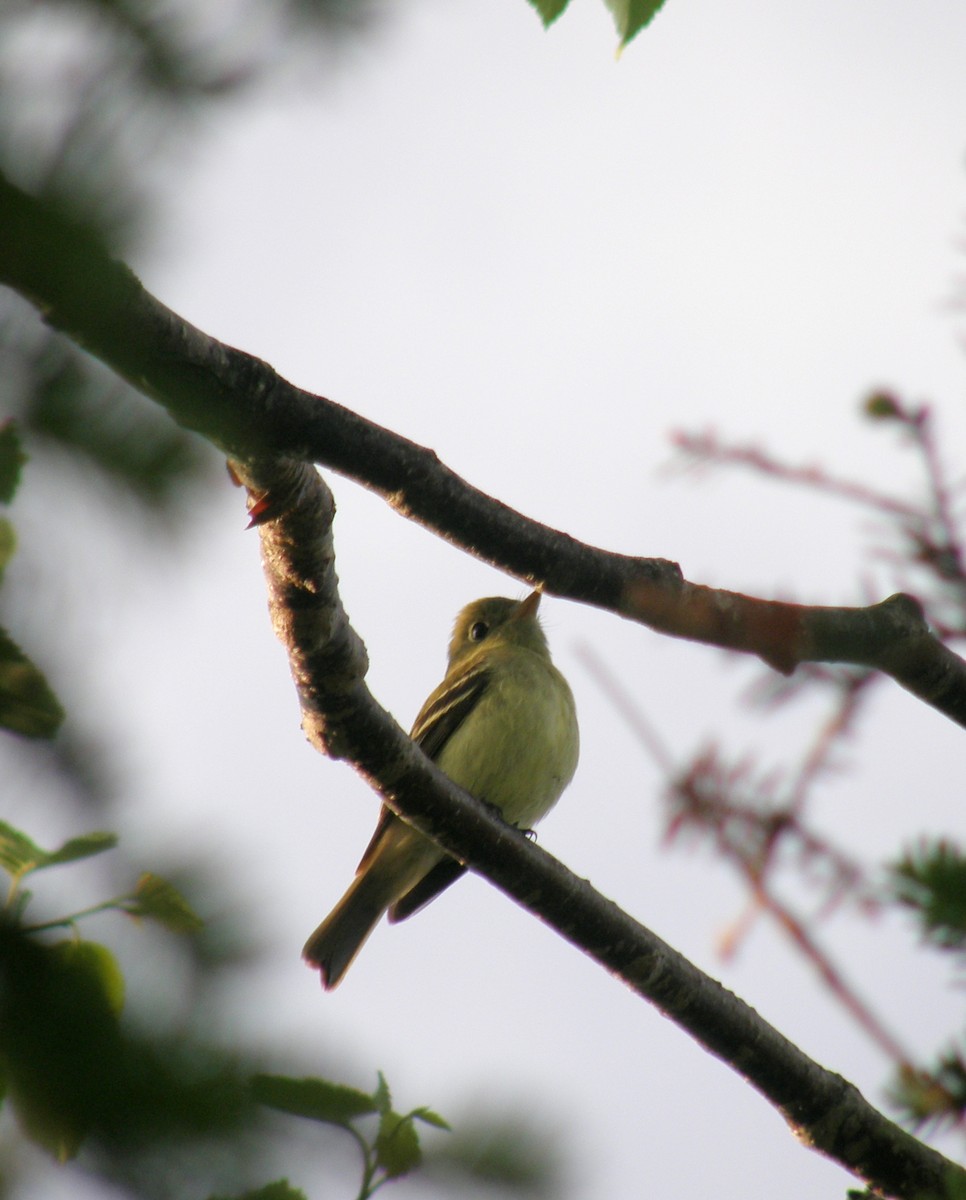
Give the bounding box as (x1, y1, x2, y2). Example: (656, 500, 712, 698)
(303, 590, 579, 989)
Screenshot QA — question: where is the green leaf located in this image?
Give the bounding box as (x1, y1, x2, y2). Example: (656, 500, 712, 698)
(209, 1182, 308, 1200)
(0, 627, 65, 738)
(2, 936, 125, 1159)
(526, 0, 571, 27)
(0, 518, 16, 580)
(252, 1075, 377, 1126)
(0, 422, 26, 504)
(27, 357, 211, 511)
(8, 886, 32, 923)
(0, 923, 252, 1171)
(40, 831, 118, 871)
(0, 822, 117, 878)
(604, 0, 669, 48)
(373, 1071, 392, 1115)
(49, 940, 126, 1018)
(0, 823, 45, 876)
(411, 1105, 451, 1131)
(127, 873, 204, 934)
(375, 1110, 421, 1179)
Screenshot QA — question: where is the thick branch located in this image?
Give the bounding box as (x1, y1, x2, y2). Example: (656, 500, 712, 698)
(229, 454, 962, 1200)
(3, 172, 966, 725)
(4, 170, 962, 1191)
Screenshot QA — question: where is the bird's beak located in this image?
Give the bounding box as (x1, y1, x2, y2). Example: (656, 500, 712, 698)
(514, 590, 542, 620)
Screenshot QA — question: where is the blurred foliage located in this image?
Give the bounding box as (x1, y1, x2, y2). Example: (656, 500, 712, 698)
(13, 322, 214, 511)
(0, 0, 383, 237)
(0, 816, 555, 1199)
(667, 395, 966, 1144)
(0, 819, 117, 885)
(210, 1184, 308, 1200)
(0, 819, 258, 1195)
(890, 1052, 966, 1137)
(886, 840, 966, 1132)
(0, 0, 383, 522)
(0, 422, 65, 739)
(424, 1107, 562, 1196)
(254, 1072, 450, 1197)
(0, 424, 26, 503)
(0, 5, 564, 1195)
(0, 921, 262, 1192)
(0, 0, 384, 798)
(0, 624, 65, 739)
(891, 840, 966, 955)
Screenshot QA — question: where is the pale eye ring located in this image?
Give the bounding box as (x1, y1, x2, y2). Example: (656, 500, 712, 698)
(469, 621, 489, 642)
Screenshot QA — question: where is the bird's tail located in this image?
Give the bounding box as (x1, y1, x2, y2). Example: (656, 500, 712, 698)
(303, 869, 395, 989)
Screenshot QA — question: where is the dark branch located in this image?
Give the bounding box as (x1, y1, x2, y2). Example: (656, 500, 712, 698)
(4, 168, 965, 1195)
(229, 453, 963, 1200)
(2, 171, 966, 725)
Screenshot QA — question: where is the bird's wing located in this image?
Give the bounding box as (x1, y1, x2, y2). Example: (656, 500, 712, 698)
(354, 661, 491, 876)
(387, 857, 467, 923)
(409, 659, 491, 758)
(357, 660, 491, 914)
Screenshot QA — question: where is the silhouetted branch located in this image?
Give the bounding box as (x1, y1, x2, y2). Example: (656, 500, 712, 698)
(3, 172, 966, 727)
(675, 414, 966, 639)
(3, 167, 966, 1196)
(226, 453, 962, 1199)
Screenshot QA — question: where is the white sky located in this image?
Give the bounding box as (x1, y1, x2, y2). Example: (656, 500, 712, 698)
(7, 0, 966, 1196)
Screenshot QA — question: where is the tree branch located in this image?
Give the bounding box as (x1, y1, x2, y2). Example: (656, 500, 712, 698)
(3, 170, 964, 1194)
(227, 453, 962, 1199)
(2, 171, 966, 725)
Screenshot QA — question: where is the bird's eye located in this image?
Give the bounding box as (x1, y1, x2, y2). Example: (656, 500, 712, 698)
(469, 621, 489, 642)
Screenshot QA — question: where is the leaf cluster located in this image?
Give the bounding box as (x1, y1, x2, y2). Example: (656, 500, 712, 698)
(254, 1072, 449, 1198)
(0, 819, 256, 1187)
(0, 819, 548, 1199)
(886, 840, 966, 1131)
(0, 422, 64, 738)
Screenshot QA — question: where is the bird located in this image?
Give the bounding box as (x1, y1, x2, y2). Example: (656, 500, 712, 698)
(302, 590, 579, 989)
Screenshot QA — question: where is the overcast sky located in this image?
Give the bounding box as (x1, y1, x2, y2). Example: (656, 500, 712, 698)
(8, 1, 966, 1197)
